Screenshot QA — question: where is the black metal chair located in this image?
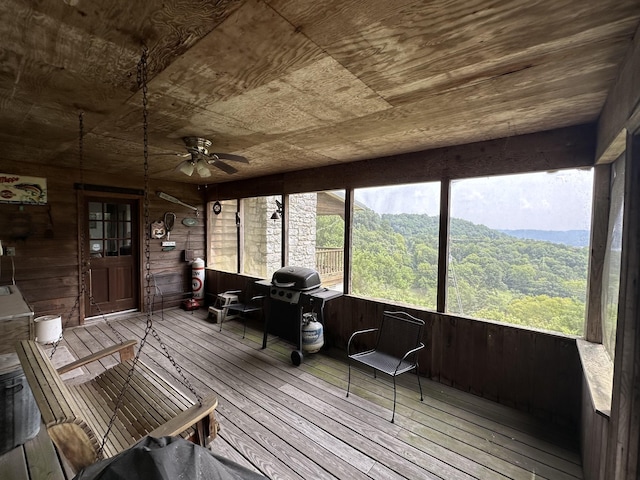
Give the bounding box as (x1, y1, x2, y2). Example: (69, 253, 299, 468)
(221, 288, 265, 338)
(346, 310, 425, 422)
(150, 272, 193, 321)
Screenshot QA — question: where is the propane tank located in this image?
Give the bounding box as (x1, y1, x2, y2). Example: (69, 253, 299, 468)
(301, 312, 324, 353)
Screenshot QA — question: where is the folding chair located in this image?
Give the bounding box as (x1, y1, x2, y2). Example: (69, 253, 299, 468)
(221, 288, 265, 338)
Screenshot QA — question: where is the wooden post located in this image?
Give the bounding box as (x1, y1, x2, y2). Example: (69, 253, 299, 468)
(585, 164, 611, 342)
(281, 194, 288, 268)
(605, 130, 640, 479)
(343, 188, 354, 294)
(437, 178, 451, 313)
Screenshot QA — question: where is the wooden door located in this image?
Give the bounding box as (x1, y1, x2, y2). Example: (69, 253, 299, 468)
(85, 197, 139, 317)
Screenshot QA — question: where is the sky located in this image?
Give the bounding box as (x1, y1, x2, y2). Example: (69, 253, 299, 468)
(354, 168, 594, 231)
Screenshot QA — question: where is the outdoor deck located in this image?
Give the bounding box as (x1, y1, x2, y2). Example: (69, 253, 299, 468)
(6, 308, 583, 479)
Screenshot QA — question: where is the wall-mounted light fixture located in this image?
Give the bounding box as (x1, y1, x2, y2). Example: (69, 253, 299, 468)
(270, 200, 283, 220)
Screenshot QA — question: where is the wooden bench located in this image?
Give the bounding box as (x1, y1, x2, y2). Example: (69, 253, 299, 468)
(151, 271, 194, 319)
(15, 339, 218, 473)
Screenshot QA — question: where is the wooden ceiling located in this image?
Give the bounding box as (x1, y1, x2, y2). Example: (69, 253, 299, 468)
(1, 0, 639, 184)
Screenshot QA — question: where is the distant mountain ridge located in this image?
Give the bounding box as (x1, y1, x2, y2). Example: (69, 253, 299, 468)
(499, 229, 589, 247)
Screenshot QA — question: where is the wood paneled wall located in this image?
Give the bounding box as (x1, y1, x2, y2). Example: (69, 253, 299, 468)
(205, 269, 582, 429)
(0, 163, 206, 326)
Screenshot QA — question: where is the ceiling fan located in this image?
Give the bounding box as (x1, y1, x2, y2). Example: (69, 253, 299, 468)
(169, 137, 248, 178)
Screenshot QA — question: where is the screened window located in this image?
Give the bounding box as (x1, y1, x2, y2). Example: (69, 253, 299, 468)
(352, 183, 440, 309)
(601, 157, 625, 358)
(288, 190, 345, 288)
(449, 169, 593, 335)
(241, 195, 282, 279)
(208, 200, 238, 273)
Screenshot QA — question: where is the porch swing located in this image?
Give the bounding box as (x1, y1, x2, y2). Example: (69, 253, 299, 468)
(15, 48, 219, 474)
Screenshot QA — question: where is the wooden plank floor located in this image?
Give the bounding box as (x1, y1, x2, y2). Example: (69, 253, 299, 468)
(24, 308, 584, 479)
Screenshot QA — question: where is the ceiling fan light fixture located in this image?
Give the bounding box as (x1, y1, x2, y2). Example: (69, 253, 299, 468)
(179, 161, 195, 176)
(196, 160, 211, 177)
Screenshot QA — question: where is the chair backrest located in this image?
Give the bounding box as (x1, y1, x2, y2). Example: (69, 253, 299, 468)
(374, 311, 425, 361)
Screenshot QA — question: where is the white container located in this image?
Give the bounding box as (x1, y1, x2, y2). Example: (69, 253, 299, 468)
(34, 315, 62, 344)
(191, 258, 205, 300)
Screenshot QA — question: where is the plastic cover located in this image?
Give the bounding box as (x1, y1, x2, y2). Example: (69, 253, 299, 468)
(73, 436, 266, 480)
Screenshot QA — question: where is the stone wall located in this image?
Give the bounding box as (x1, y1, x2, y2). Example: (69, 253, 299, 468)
(288, 193, 317, 268)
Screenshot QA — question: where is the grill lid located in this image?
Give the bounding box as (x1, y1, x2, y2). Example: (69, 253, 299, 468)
(272, 266, 321, 291)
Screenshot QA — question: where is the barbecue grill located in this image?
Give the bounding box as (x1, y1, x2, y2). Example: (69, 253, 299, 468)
(257, 266, 341, 365)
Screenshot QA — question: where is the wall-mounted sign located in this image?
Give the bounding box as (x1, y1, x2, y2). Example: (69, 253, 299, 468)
(0, 173, 47, 204)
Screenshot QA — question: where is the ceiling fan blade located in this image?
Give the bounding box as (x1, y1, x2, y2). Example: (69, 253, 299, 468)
(152, 152, 191, 157)
(209, 152, 248, 163)
(208, 159, 238, 174)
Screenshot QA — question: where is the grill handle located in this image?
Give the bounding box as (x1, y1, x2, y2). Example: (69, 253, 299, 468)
(273, 281, 296, 288)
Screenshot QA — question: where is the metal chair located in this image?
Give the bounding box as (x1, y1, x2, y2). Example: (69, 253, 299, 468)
(221, 288, 265, 338)
(347, 311, 425, 422)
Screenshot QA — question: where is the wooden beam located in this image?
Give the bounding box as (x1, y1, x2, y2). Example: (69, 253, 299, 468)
(208, 124, 596, 201)
(343, 189, 354, 294)
(585, 164, 612, 343)
(596, 22, 640, 164)
(437, 179, 451, 313)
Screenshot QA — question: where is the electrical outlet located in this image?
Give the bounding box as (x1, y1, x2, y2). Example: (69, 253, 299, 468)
(6, 247, 15, 256)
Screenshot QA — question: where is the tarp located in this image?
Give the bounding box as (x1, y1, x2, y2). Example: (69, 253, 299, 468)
(73, 436, 267, 480)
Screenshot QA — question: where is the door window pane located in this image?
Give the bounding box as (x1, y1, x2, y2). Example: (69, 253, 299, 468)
(449, 169, 593, 335)
(88, 200, 134, 258)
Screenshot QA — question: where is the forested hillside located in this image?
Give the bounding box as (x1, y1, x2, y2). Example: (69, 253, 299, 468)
(317, 210, 588, 335)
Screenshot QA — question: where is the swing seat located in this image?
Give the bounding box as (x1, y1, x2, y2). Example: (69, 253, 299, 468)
(15, 339, 219, 474)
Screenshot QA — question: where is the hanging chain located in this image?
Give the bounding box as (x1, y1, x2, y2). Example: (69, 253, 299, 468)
(137, 47, 201, 403)
(50, 112, 86, 358)
(100, 46, 201, 455)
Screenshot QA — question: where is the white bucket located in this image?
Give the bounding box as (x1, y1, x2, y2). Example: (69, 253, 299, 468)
(34, 315, 62, 344)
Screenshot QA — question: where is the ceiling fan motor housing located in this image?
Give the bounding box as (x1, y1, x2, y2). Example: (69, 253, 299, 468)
(183, 136, 212, 156)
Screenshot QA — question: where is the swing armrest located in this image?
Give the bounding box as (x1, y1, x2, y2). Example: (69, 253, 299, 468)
(57, 340, 137, 375)
(148, 395, 219, 442)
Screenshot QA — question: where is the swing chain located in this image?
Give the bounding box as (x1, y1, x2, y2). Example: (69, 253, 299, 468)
(100, 47, 201, 453)
(137, 47, 202, 404)
(50, 112, 87, 358)
(100, 48, 152, 452)
(82, 94, 123, 341)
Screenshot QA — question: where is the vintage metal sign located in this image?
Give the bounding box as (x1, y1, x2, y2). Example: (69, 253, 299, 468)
(0, 173, 47, 204)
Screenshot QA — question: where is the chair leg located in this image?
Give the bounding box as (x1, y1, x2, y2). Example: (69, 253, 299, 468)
(416, 364, 424, 401)
(346, 361, 351, 398)
(242, 313, 247, 339)
(391, 376, 397, 423)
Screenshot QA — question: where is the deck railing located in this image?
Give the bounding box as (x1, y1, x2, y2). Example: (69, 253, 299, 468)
(315, 247, 344, 285)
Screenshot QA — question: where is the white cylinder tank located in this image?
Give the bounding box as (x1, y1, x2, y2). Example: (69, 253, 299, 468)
(191, 258, 205, 300)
